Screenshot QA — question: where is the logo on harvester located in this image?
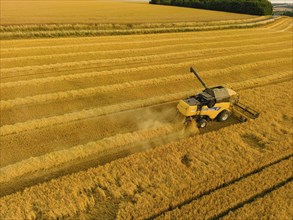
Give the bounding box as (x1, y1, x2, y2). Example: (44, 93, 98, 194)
(202, 107, 221, 111)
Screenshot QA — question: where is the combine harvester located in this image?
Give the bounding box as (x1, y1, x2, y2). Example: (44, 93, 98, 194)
(177, 67, 259, 130)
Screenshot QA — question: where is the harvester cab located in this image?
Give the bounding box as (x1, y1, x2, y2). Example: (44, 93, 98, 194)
(177, 67, 259, 128)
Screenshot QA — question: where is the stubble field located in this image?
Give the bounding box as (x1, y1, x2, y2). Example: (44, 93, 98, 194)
(0, 0, 293, 219)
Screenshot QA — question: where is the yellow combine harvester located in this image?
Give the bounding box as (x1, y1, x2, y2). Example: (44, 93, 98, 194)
(177, 67, 259, 128)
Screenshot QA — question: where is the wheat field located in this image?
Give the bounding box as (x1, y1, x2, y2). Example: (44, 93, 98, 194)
(1, 0, 255, 24)
(1, 0, 277, 39)
(0, 0, 293, 218)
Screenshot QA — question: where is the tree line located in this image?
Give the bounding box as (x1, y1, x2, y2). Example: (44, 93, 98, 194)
(149, 0, 273, 15)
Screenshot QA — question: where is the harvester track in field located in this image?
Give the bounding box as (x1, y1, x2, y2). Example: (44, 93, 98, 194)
(210, 179, 292, 220)
(150, 155, 293, 219)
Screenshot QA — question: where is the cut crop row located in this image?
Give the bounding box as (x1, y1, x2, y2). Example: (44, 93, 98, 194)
(1, 61, 291, 125)
(1, 68, 291, 136)
(0, 28, 271, 52)
(2, 35, 290, 68)
(0, 17, 277, 40)
(0, 123, 179, 183)
(2, 42, 290, 80)
(1, 56, 291, 99)
(1, 30, 284, 59)
(1, 16, 270, 33)
(2, 18, 289, 50)
(1, 72, 291, 169)
(0, 101, 176, 167)
(1, 43, 291, 91)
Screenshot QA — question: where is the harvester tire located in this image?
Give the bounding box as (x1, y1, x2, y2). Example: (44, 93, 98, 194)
(197, 119, 207, 128)
(217, 110, 230, 122)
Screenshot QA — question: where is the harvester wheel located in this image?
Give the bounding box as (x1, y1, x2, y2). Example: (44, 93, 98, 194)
(217, 110, 230, 122)
(197, 119, 207, 128)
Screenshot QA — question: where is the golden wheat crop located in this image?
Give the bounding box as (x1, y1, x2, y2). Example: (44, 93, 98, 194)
(155, 157, 292, 220)
(0, 7, 292, 219)
(0, 0, 255, 25)
(222, 182, 293, 220)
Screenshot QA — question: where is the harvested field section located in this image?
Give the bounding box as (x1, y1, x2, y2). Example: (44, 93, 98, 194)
(0, 80, 292, 219)
(0, 14, 292, 219)
(1, 28, 291, 71)
(0, 80, 193, 124)
(2, 35, 291, 68)
(0, 27, 271, 49)
(0, 123, 179, 183)
(270, 17, 293, 32)
(1, 56, 291, 101)
(262, 16, 291, 29)
(1, 52, 291, 125)
(0, 18, 278, 40)
(0, 103, 176, 167)
(2, 36, 291, 82)
(1, 49, 291, 95)
(0, 27, 282, 55)
(1, 70, 291, 170)
(2, 44, 291, 83)
(0, 31, 284, 59)
(1, 18, 292, 164)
